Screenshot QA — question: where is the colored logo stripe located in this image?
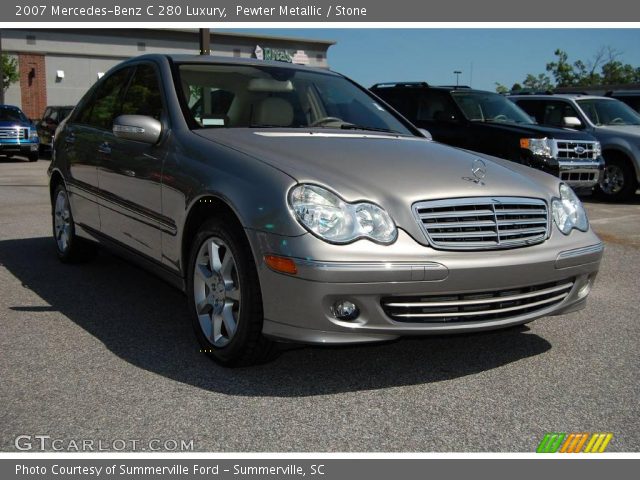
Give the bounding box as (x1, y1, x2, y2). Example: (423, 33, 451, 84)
(538, 433, 613, 453)
(537, 433, 566, 453)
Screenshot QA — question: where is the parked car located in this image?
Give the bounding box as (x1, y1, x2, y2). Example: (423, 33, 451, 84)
(370, 83, 603, 193)
(37, 105, 74, 150)
(0, 104, 39, 162)
(606, 90, 640, 114)
(510, 94, 640, 201)
(49, 55, 603, 366)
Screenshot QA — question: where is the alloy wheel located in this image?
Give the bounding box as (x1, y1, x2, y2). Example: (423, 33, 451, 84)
(54, 190, 72, 253)
(601, 164, 625, 195)
(192, 236, 242, 348)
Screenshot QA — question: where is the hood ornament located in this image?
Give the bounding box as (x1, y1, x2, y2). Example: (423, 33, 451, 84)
(463, 158, 487, 185)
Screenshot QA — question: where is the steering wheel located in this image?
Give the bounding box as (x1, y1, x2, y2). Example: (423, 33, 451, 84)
(310, 116, 344, 127)
(609, 117, 625, 125)
(492, 114, 508, 122)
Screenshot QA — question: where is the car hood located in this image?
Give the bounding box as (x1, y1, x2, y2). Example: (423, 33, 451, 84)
(474, 121, 595, 140)
(196, 129, 557, 208)
(595, 124, 640, 137)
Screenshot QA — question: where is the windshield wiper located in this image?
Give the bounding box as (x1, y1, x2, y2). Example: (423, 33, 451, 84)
(338, 124, 401, 134)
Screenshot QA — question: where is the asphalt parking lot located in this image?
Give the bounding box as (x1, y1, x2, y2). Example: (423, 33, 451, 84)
(0, 157, 638, 452)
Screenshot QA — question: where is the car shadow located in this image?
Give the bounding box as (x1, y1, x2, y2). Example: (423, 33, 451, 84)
(0, 237, 552, 397)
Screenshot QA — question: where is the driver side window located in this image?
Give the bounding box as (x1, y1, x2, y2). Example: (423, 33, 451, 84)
(75, 67, 133, 130)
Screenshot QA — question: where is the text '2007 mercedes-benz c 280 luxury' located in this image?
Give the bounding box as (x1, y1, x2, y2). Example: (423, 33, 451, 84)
(49, 55, 603, 366)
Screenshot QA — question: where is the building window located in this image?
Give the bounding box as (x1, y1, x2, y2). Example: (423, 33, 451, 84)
(233, 49, 241, 58)
(137, 42, 146, 52)
(26, 35, 36, 45)
(316, 54, 323, 62)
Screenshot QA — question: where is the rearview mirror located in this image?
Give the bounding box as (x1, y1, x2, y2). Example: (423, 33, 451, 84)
(418, 128, 433, 141)
(563, 116, 582, 128)
(113, 115, 162, 144)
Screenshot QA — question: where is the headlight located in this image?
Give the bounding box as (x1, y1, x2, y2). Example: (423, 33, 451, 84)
(29, 130, 39, 141)
(289, 184, 397, 244)
(593, 141, 602, 158)
(551, 184, 589, 235)
(520, 137, 552, 158)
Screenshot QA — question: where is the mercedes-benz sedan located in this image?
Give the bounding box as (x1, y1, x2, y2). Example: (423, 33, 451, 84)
(49, 55, 603, 366)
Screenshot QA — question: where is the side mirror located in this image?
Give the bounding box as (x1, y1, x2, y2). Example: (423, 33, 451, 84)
(563, 116, 582, 128)
(113, 115, 162, 144)
(418, 128, 433, 141)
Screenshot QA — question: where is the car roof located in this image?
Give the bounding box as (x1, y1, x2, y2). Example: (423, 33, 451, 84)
(370, 82, 491, 95)
(122, 53, 342, 77)
(510, 94, 615, 101)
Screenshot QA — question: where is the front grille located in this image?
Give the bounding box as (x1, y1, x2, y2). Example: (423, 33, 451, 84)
(0, 127, 28, 139)
(413, 197, 549, 250)
(381, 280, 574, 323)
(554, 140, 598, 160)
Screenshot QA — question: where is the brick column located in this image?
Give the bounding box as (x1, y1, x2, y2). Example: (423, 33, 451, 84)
(18, 53, 47, 119)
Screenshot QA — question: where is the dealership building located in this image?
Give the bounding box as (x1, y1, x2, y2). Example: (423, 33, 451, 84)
(1, 29, 335, 119)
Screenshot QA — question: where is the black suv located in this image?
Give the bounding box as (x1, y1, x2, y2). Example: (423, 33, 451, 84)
(371, 83, 604, 191)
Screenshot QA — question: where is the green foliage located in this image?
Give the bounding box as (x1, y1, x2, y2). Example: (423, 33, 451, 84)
(496, 46, 640, 91)
(2, 54, 19, 92)
(522, 73, 553, 91)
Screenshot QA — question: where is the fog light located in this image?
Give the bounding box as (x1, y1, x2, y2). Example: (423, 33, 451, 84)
(331, 300, 359, 321)
(577, 279, 593, 299)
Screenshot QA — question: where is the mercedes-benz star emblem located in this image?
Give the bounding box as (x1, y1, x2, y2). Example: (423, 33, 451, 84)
(471, 158, 487, 182)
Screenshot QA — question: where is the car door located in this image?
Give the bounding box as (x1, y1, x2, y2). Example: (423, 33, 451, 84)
(62, 67, 133, 233)
(96, 63, 167, 261)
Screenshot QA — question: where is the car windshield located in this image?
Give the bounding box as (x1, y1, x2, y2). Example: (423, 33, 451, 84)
(0, 106, 28, 123)
(451, 91, 535, 124)
(176, 63, 413, 135)
(576, 98, 640, 126)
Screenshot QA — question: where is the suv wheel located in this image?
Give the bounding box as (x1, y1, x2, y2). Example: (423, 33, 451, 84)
(187, 218, 277, 367)
(28, 152, 39, 162)
(597, 155, 638, 201)
(52, 184, 97, 262)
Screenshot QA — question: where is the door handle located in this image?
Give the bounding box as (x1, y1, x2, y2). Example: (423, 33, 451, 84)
(97, 142, 111, 155)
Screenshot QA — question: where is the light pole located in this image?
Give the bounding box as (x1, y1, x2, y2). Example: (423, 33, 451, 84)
(199, 28, 210, 55)
(453, 70, 462, 87)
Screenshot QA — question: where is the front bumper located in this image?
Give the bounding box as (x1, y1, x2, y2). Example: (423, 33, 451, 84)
(0, 140, 39, 154)
(247, 229, 603, 345)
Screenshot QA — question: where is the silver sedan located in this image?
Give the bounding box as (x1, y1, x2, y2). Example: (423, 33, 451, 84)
(49, 54, 602, 366)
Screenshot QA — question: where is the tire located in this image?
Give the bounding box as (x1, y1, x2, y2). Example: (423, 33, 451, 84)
(597, 155, 638, 201)
(28, 152, 39, 162)
(187, 217, 278, 367)
(52, 184, 98, 263)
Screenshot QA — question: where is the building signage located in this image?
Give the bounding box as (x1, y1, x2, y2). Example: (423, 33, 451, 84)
(254, 45, 293, 63)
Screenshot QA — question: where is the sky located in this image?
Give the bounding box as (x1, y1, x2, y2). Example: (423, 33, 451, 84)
(229, 28, 640, 91)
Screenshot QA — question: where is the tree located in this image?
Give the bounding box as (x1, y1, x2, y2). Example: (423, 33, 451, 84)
(522, 73, 553, 92)
(546, 49, 578, 87)
(2, 53, 19, 92)
(494, 46, 640, 91)
(494, 82, 509, 94)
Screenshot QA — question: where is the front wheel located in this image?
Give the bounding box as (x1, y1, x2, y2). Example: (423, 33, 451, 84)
(52, 184, 97, 263)
(597, 156, 638, 201)
(28, 152, 39, 162)
(187, 218, 277, 367)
